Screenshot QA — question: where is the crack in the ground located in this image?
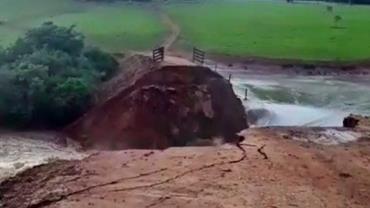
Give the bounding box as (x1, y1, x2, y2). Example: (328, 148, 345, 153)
(241, 143, 269, 160)
(145, 196, 171, 208)
(109, 144, 247, 193)
(27, 168, 167, 208)
(257, 145, 268, 160)
(25, 144, 248, 208)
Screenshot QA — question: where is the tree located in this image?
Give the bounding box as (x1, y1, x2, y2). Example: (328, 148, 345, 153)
(25, 22, 84, 55)
(84, 47, 119, 81)
(0, 22, 118, 128)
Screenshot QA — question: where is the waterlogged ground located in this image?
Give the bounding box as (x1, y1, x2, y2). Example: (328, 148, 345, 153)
(227, 73, 370, 126)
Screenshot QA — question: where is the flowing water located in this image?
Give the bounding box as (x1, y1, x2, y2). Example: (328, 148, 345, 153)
(1, 70, 369, 181)
(220, 71, 370, 127)
(0, 132, 87, 181)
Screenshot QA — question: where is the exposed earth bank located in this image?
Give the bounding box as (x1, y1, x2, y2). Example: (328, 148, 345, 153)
(1, 55, 370, 208)
(66, 56, 247, 149)
(1, 125, 370, 208)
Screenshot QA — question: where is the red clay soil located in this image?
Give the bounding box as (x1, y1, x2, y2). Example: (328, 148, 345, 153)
(65, 63, 247, 150)
(1, 128, 370, 208)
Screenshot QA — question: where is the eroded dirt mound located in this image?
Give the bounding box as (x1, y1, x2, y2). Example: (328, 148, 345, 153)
(344, 114, 370, 131)
(66, 65, 247, 149)
(1, 129, 370, 208)
(95, 55, 159, 104)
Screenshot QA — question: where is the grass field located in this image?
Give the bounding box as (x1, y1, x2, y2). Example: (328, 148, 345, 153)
(0, 0, 166, 52)
(2, 0, 370, 61)
(167, 1, 370, 61)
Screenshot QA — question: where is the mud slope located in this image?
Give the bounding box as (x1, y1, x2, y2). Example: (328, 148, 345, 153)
(66, 64, 247, 150)
(1, 128, 370, 208)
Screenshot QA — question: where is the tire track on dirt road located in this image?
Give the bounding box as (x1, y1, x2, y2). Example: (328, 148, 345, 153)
(123, 11, 193, 66)
(160, 12, 180, 51)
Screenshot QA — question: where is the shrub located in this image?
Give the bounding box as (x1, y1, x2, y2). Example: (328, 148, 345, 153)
(0, 22, 118, 128)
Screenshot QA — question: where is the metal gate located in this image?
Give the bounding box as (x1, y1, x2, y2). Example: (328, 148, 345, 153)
(192, 47, 205, 65)
(152, 47, 165, 62)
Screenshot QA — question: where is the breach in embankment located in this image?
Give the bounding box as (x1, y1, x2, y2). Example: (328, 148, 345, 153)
(65, 56, 247, 149)
(1, 54, 370, 208)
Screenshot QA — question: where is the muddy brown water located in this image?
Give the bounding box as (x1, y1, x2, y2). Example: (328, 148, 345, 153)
(1, 69, 369, 181)
(0, 132, 87, 181)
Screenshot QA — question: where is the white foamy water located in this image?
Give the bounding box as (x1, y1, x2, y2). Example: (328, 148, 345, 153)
(1, 71, 369, 181)
(221, 72, 370, 127)
(254, 103, 348, 127)
(0, 133, 87, 181)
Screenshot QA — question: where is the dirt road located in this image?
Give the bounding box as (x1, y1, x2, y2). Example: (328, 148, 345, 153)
(161, 12, 180, 51)
(1, 128, 370, 208)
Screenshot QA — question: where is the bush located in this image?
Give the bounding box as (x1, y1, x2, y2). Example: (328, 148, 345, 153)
(0, 22, 118, 128)
(84, 47, 118, 81)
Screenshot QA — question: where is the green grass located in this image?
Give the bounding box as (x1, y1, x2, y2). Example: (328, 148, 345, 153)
(0, 0, 166, 52)
(167, 1, 370, 61)
(2, 0, 370, 61)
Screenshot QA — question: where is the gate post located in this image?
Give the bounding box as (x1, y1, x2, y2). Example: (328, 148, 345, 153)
(152, 47, 165, 62)
(192, 47, 205, 65)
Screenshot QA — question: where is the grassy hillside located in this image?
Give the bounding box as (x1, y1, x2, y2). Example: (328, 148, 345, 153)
(167, 1, 370, 61)
(2, 0, 370, 61)
(0, 0, 165, 52)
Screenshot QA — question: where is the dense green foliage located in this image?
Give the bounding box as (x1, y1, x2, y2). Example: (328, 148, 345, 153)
(0, 0, 165, 51)
(0, 22, 118, 127)
(167, 1, 370, 61)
